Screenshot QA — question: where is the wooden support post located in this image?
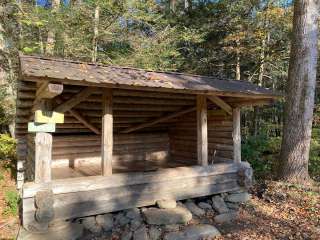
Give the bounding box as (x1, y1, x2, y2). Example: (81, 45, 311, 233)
(233, 108, 241, 163)
(197, 95, 208, 166)
(35, 132, 52, 183)
(101, 89, 113, 176)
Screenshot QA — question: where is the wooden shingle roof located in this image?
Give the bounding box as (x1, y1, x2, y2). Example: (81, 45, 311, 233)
(20, 55, 280, 99)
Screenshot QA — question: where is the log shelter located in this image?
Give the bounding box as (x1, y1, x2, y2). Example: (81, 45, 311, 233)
(16, 55, 279, 230)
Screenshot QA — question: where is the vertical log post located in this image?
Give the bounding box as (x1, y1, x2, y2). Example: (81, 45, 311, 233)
(101, 88, 113, 176)
(233, 108, 241, 163)
(34, 100, 53, 184)
(34, 132, 52, 183)
(197, 95, 208, 166)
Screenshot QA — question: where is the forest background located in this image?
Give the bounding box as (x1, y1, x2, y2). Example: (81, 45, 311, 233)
(0, 0, 319, 181)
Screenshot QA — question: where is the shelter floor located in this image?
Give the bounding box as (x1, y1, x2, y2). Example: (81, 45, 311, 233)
(52, 159, 196, 179)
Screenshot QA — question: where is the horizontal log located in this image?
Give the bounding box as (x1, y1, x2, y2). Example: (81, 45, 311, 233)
(23, 163, 247, 198)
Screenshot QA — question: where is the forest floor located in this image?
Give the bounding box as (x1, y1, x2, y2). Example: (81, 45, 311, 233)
(0, 161, 19, 240)
(0, 161, 319, 240)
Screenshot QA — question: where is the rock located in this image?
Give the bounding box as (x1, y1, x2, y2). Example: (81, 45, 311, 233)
(149, 226, 162, 240)
(121, 228, 133, 240)
(225, 192, 250, 203)
(212, 196, 229, 214)
(133, 225, 148, 240)
(214, 211, 238, 223)
(226, 202, 240, 210)
(143, 207, 192, 225)
(164, 224, 221, 240)
(156, 199, 177, 209)
(35, 208, 54, 223)
(162, 224, 181, 232)
(96, 214, 113, 231)
(185, 200, 205, 217)
(126, 208, 141, 220)
(115, 213, 130, 227)
(82, 216, 102, 233)
(18, 221, 83, 240)
(198, 202, 212, 210)
(130, 218, 143, 231)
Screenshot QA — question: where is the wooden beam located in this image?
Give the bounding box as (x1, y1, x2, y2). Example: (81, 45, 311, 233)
(231, 99, 274, 107)
(121, 106, 196, 134)
(207, 95, 232, 115)
(54, 87, 97, 113)
(101, 89, 113, 176)
(197, 95, 208, 166)
(54, 97, 100, 134)
(32, 82, 63, 112)
(35, 82, 63, 100)
(233, 108, 241, 163)
(35, 132, 52, 183)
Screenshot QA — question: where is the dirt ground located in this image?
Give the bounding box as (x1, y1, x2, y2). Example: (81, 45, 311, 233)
(0, 161, 319, 240)
(0, 161, 19, 240)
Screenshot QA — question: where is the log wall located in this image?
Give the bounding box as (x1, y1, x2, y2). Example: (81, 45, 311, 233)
(16, 80, 236, 184)
(169, 109, 234, 164)
(51, 133, 169, 168)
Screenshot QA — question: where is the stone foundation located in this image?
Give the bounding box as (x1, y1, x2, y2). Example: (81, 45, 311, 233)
(18, 189, 250, 240)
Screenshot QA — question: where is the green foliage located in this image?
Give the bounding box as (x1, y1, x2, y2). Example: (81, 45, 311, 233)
(309, 129, 320, 181)
(0, 134, 16, 161)
(3, 190, 19, 216)
(242, 133, 281, 179)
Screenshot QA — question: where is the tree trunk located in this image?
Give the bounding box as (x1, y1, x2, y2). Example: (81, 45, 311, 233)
(235, 38, 241, 80)
(170, 0, 176, 12)
(91, 5, 100, 63)
(279, 0, 319, 184)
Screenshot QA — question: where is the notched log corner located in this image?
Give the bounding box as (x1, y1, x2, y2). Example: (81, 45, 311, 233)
(34, 189, 54, 224)
(237, 166, 253, 190)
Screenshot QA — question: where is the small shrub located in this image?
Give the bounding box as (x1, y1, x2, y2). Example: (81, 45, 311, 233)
(0, 134, 16, 161)
(309, 138, 320, 181)
(242, 134, 280, 179)
(3, 190, 20, 216)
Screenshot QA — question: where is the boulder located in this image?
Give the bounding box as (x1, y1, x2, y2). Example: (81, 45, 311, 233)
(198, 202, 212, 210)
(96, 214, 113, 232)
(143, 207, 192, 225)
(130, 218, 143, 231)
(225, 192, 250, 203)
(214, 211, 238, 223)
(185, 200, 205, 217)
(82, 216, 102, 233)
(121, 227, 133, 240)
(212, 196, 229, 214)
(162, 224, 181, 232)
(156, 199, 177, 209)
(115, 213, 130, 227)
(226, 202, 240, 210)
(126, 208, 141, 220)
(133, 225, 148, 240)
(149, 226, 162, 240)
(164, 224, 221, 240)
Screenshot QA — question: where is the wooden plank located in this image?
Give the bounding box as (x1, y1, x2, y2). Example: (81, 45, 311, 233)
(28, 122, 56, 132)
(233, 108, 241, 163)
(101, 89, 113, 176)
(54, 87, 97, 113)
(207, 95, 232, 115)
(22, 163, 248, 198)
(197, 95, 208, 166)
(121, 106, 196, 134)
(34, 110, 64, 123)
(34, 132, 52, 183)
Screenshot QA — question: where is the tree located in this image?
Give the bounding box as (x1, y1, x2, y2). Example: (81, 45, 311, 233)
(279, 0, 319, 184)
